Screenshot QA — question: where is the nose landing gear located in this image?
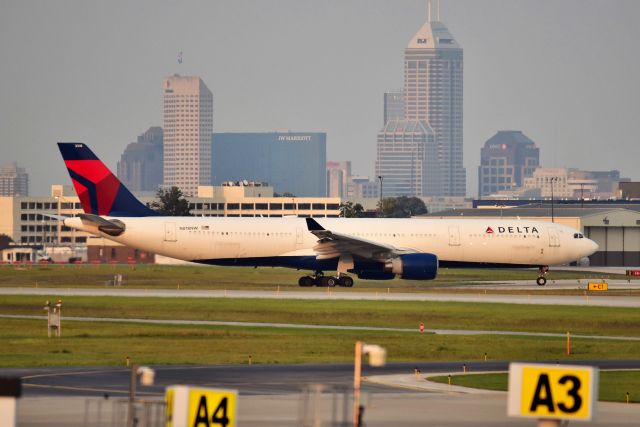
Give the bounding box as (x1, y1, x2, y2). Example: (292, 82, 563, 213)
(536, 266, 549, 286)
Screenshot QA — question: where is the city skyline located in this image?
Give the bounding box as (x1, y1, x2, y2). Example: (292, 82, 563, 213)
(1, 0, 639, 196)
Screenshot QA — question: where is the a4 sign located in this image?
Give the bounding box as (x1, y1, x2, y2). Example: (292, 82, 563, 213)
(508, 363, 599, 421)
(166, 385, 238, 427)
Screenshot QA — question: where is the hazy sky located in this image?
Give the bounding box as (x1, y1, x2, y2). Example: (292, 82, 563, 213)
(1, 0, 639, 196)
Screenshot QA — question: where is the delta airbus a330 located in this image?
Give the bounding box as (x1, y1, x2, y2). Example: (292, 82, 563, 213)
(55, 143, 598, 287)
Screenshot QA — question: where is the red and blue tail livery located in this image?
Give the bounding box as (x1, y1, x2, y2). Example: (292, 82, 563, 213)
(57, 142, 157, 217)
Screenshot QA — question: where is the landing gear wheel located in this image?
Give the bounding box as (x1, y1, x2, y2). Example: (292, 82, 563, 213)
(339, 276, 354, 287)
(298, 276, 314, 287)
(536, 276, 547, 286)
(318, 276, 337, 287)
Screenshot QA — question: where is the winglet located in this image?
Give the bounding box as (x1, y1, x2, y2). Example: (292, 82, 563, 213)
(305, 217, 325, 231)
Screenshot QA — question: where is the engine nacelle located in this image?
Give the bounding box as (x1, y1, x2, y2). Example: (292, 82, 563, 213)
(356, 271, 396, 280)
(387, 253, 438, 280)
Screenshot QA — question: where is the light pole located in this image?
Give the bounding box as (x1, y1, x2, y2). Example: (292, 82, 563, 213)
(126, 365, 155, 427)
(54, 196, 61, 246)
(353, 341, 386, 427)
(41, 217, 46, 252)
(547, 177, 559, 223)
(377, 176, 383, 217)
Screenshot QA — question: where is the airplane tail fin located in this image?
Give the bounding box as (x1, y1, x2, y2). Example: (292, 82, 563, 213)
(57, 142, 158, 217)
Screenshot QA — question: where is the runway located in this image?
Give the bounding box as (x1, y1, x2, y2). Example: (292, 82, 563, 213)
(2, 286, 640, 307)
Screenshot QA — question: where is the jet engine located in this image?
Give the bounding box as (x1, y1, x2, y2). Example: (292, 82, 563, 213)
(386, 253, 438, 280)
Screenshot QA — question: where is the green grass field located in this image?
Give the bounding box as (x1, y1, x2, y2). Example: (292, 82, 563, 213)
(430, 371, 640, 403)
(2, 295, 640, 337)
(0, 264, 633, 292)
(2, 295, 640, 367)
(1, 318, 640, 368)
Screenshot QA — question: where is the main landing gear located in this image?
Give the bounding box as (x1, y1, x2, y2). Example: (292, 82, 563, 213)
(536, 266, 549, 286)
(298, 272, 354, 287)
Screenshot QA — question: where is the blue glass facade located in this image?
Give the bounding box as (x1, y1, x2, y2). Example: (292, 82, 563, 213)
(211, 132, 326, 197)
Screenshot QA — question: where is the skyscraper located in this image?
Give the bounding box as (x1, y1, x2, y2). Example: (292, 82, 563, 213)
(375, 119, 435, 197)
(478, 131, 539, 197)
(404, 8, 465, 196)
(163, 74, 213, 196)
(383, 91, 404, 126)
(117, 127, 164, 193)
(326, 161, 351, 197)
(0, 162, 29, 196)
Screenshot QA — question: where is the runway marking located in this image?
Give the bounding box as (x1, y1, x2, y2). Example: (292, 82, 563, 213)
(22, 368, 129, 380)
(2, 314, 640, 341)
(23, 383, 163, 396)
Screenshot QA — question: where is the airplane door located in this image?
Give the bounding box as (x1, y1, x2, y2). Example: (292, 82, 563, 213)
(448, 225, 461, 246)
(548, 228, 560, 247)
(296, 226, 303, 248)
(164, 222, 177, 242)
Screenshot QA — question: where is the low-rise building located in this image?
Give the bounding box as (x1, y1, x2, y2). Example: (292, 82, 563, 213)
(0, 184, 341, 250)
(619, 182, 640, 199)
(191, 184, 340, 218)
(523, 168, 572, 198)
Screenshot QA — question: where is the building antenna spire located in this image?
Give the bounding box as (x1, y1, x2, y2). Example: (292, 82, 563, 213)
(437, 0, 441, 21)
(428, 0, 431, 22)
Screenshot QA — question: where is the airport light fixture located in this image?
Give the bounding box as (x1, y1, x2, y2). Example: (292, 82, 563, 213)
(353, 341, 386, 427)
(377, 176, 383, 217)
(127, 365, 156, 427)
(546, 177, 559, 223)
(54, 195, 60, 245)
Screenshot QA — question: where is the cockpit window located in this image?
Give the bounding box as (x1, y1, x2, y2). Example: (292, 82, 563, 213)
(574, 233, 584, 239)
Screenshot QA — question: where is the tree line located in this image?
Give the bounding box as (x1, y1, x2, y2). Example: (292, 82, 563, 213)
(340, 196, 427, 218)
(148, 187, 428, 219)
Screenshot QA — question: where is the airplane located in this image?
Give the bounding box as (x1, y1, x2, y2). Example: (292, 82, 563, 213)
(55, 142, 598, 287)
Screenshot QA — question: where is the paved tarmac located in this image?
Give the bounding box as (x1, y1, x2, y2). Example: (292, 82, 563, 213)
(16, 393, 639, 427)
(5, 361, 640, 426)
(2, 286, 640, 307)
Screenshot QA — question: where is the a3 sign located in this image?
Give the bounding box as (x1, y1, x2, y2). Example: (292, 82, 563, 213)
(508, 363, 599, 421)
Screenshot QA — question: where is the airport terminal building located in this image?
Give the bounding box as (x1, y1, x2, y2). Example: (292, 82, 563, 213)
(211, 132, 326, 197)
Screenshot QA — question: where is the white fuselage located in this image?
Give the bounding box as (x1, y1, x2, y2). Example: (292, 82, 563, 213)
(64, 216, 597, 268)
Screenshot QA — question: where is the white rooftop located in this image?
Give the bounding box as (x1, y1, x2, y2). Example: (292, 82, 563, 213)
(407, 21, 460, 49)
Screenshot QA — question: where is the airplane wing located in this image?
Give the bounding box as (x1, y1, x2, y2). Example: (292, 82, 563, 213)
(305, 218, 416, 261)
